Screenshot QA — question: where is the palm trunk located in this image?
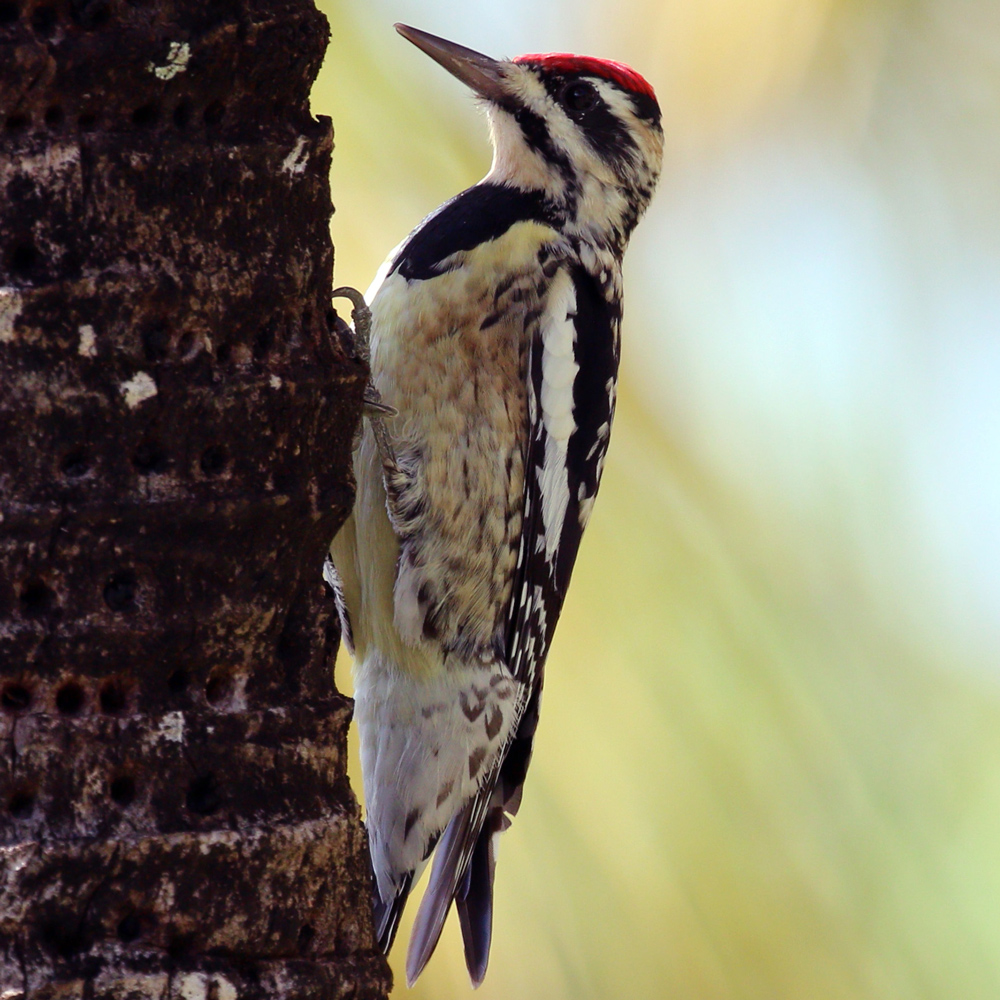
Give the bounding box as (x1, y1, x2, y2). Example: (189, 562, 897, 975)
(0, 2, 389, 996)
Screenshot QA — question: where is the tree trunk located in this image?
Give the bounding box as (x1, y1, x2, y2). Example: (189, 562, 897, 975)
(0, 2, 389, 997)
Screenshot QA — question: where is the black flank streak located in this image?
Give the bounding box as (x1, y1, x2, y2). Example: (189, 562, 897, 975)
(436, 780, 455, 807)
(422, 831, 441, 862)
(404, 808, 420, 839)
(468, 747, 487, 779)
(485, 705, 503, 741)
(422, 610, 440, 642)
(460, 691, 485, 723)
(492, 274, 517, 301)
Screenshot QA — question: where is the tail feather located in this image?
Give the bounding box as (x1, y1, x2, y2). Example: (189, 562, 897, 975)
(406, 800, 477, 986)
(374, 870, 413, 954)
(403, 689, 540, 986)
(456, 807, 510, 986)
(405, 808, 472, 985)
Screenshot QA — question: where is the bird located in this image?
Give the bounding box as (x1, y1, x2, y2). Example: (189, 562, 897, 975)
(326, 22, 663, 987)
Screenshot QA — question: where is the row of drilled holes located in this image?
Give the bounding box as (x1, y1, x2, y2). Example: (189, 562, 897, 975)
(38, 911, 318, 958)
(1, 668, 234, 715)
(1, 676, 125, 714)
(7, 770, 223, 820)
(0, 286, 283, 366)
(4, 669, 238, 818)
(116, 916, 317, 954)
(2, 246, 306, 366)
(0, 1, 112, 32)
(3, 100, 226, 134)
(7, 772, 134, 817)
(58, 443, 229, 481)
(13, 570, 139, 616)
(37, 918, 317, 961)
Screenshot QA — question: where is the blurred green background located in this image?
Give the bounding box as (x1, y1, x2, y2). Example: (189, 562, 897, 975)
(311, 1, 1000, 996)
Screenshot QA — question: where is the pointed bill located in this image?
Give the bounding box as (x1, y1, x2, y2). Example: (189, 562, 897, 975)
(395, 24, 509, 102)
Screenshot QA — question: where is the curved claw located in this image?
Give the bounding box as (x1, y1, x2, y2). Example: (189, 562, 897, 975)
(333, 286, 399, 473)
(365, 398, 399, 418)
(332, 285, 373, 363)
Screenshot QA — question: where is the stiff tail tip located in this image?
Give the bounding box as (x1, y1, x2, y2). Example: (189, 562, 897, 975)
(405, 805, 507, 987)
(374, 871, 413, 955)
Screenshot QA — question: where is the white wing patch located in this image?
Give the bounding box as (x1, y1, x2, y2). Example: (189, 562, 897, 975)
(537, 270, 579, 560)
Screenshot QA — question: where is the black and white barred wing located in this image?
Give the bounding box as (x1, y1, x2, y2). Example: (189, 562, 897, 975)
(408, 260, 620, 985)
(511, 260, 620, 675)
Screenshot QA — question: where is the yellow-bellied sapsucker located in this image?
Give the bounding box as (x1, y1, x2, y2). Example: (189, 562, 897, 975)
(326, 23, 663, 987)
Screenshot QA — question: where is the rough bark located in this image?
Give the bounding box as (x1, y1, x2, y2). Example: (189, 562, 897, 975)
(0, 2, 390, 997)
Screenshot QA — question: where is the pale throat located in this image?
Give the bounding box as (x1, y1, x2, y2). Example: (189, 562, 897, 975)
(568, 172, 630, 249)
(483, 110, 565, 198)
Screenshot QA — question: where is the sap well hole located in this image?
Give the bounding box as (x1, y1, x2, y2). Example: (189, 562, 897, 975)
(8, 788, 34, 816)
(204, 670, 233, 706)
(199, 446, 227, 476)
(1, 682, 31, 711)
(60, 448, 91, 478)
(109, 774, 136, 807)
(297, 923, 316, 953)
(131, 102, 160, 128)
(103, 571, 136, 612)
(167, 668, 190, 695)
(186, 774, 221, 816)
(8, 242, 38, 276)
(116, 912, 142, 943)
(55, 681, 85, 715)
(19, 579, 53, 615)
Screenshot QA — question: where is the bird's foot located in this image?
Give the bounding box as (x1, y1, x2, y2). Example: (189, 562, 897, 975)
(332, 287, 400, 474)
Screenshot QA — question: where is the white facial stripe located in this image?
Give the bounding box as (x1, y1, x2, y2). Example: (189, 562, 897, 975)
(486, 107, 560, 194)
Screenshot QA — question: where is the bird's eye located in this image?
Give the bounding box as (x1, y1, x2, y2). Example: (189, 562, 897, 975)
(561, 81, 597, 113)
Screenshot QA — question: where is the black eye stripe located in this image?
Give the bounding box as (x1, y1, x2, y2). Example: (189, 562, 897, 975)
(541, 73, 633, 148)
(536, 73, 638, 170)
